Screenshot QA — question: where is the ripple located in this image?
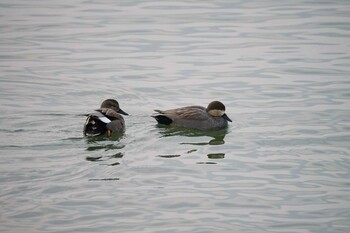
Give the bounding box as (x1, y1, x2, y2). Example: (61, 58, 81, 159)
(1, 0, 350, 233)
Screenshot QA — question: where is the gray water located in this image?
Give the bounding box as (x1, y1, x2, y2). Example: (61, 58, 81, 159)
(1, 0, 350, 232)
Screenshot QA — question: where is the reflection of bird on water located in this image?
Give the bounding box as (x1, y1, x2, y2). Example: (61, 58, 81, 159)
(156, 125, 229, 146)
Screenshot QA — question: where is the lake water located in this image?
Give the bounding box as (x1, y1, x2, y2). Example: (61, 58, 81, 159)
(1, 0, 350, 232)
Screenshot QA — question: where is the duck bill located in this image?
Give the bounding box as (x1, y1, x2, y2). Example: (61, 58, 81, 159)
(222, 113, 232, 122)
(118, 108, 129, 115)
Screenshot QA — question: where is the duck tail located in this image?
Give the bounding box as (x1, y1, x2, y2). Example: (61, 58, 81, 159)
(152, 114, 173, 125)
(83, 116, 107, 136)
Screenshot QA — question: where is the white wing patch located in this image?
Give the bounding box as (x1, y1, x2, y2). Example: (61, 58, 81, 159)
(98, 116, 111, 123)
(87, 110, 112, 123)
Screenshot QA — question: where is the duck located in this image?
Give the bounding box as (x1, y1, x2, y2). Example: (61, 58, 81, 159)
(83, 99, 128, 137)
(152, 100, 232, 131)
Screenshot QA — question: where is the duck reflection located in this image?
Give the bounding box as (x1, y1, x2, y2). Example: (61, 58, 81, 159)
(207, 153, 225, 159)
(155, 125, 228, 160)
(84, 132, 124, 143)
(84, 133, 125, 166)
(156, 124, 228, 145)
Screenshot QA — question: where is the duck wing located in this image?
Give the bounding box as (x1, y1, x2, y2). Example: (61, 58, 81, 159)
(155, 106, 207, 120)
(85, 109, 111, 123)
(98, 108, 121, 120)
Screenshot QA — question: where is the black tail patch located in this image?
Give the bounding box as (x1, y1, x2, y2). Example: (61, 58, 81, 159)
(153, 115, 173, 125)
(84, 116, 107, 136)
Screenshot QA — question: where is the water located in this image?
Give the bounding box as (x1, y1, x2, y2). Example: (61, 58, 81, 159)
(1, 0, 350, 232)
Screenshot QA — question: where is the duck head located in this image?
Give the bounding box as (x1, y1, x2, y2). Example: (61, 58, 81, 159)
(101, 99, 128, 115)
(207, 101, 232, 122)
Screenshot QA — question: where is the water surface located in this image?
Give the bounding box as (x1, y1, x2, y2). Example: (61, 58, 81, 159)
(1, 0, 350, 232)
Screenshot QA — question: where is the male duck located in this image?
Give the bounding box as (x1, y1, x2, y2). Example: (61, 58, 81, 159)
(152, 100, 232, 131)
(84, 99, 128, 137)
